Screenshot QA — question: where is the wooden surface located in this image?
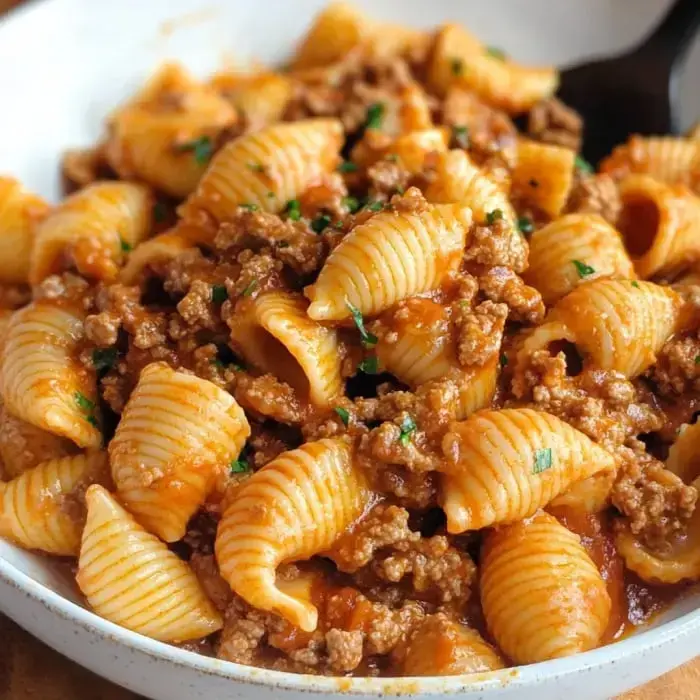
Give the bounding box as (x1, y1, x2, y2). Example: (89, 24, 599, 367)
(0, 613, 696, 700)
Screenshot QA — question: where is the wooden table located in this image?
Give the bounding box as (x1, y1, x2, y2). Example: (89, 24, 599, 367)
(0, 613, 697, 699)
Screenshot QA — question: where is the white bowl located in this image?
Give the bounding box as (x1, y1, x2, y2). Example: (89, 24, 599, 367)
(1, 1, 700, 698)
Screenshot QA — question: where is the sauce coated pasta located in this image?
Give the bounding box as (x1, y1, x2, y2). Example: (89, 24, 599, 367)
(2, 1, 700, 678)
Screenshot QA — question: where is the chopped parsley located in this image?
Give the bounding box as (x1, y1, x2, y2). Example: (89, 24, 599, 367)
(398, 415, 416, 446)
(395, 186, 405, 195)
(452, 125, 470, 149)
(92, 347, 118, 372)
(358, 356, 379, 374)
(267, 191, 275, 198)
(242, 279, 258, 297)
(247, 162, 265, 172)
(311, 213, 332, 234)
(240, 203, 258, 212)
(286, 199, 302, 221)
(342, 196, 361, 213)
(365, 200, 384, 212)
(119, 237, 132, 253)
(631, 281, 640, 289)
(451, 58, 464, 76)
(486, 209, 504, 225)
(572, 259, 595, 278)
(153, 201, 168, 223)
(532, 447, 553, 474)
(334, 407, 350, 426)
(386, 153, 399, 163)
(499, 353, 508, 368)
(337, 160, 358, 174)
(230, 458, 249, 474)
(575, 155, 594, 174)
(517, 216, 534, 236)
(486, 46, 506, 60)
(278, 240, 290, 248)
(365, 102, 385, 130)
(75, 391, 97, 427)
(346, 300, 378, 347)
(176, 135, 213, 166)
(695, 355, 700, 366)
(211, 285, 228, 303)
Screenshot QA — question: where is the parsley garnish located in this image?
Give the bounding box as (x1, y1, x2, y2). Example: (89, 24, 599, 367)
(631, 281, 640, 289)
(386, 154, 399, 163)
(240, 203, 258, 212)
(334, 407, 350, 426)
(486, 46, 506, 60)
(247, 162, 264, 172)
(365, 200, 384, 212)
(358, 356, 379, 374)
(575, 155, 594, 174)
(119, 237, 132, 253)
(365, 102, 385, 130)
(346, 300, 378, 347)
(153, 201, 168, 223)
(572, 259, 595, 278)
(176, 136, 213, 166)
(286, 199, 302, 221)
(211, 285, 228, 303)
(242, 279, 258, 297)
(517, 216, 534, 236)
(92, 348, 118, 372)
(278, 240, 290, 248)
(267, 191, 275, 198)
(395, 186, 405, 195)
(230, 458, 249, 474)
(451, 58, 464, 76)
(337, 161, 358, 174)
(452, 125, 470, 149)
(311, 213, 332, 234)
(499, 353, 508, 368)
(342, 196, 361, 213)
(75, 391, 97, 427)
(695, 355, 700, 366)
(532, 447, 553, 474)
(486, 209, 504, 225)
(398, 415, 416, 446)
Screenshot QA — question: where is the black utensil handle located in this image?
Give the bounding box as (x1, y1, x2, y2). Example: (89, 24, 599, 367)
(641, 0, 700, 64)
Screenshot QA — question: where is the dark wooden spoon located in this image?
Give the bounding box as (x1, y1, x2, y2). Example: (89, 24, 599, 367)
(556, 0, 700, 164)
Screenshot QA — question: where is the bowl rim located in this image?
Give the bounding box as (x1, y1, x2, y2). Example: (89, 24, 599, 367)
(2, 554, 700, 696)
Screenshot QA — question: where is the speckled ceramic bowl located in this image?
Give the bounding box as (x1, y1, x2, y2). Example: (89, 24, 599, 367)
(1, 1, 700, 698)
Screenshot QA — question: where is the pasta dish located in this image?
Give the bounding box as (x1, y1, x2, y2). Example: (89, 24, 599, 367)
(2, 1, 700, 678)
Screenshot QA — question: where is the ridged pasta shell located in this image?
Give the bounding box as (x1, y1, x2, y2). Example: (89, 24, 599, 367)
(0, 177, 50, 284)
(667, 422, 700, 484)
(215, 438, 373, 631)
(0, 451, 108, 555)
(228, 291, 343, 407)
(481, 511, 611, 663)
(305, 204, 472, 321)
(30, 181, 152, 284)
(525, 214, 636, 305)
(0, 302, 101, 449)
(439, 408, 616, 533)
(179, 119, 343, 226)
(110, 362, 250, 542)
(77, 485, 223, 642)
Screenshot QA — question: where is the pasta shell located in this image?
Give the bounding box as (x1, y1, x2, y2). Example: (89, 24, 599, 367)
(481, 511, 611, 663)
(0, 177, 50, 284)
(215, 438, 373, 631)
(0, 302, 101, 448)
(305, 204, 472, 321)
(667, 421, 700, 484)
(0, 451, 108, 556)
(179, 119, 343, 226)
(77, 485, 223, 642)
(30, 181, 152, 284)
(228, 291, 343, 407)
(110, 362, 250, 542)
(439, 408, 616, 533)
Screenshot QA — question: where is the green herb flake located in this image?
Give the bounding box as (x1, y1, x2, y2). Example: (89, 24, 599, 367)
(517, 216, 534, 236)
(386, 153, 399, 163)
(365, 102, 385, 130)
(451, 58, 464, 76)
(87, 415, 99, 428)
(337, 161, 358, 174)
(153, 201, 168, 223)
(211, 285, 228, 304)
(365, 200, 384, 212)
(575, 155, 594, 174)
(486, 209, 504, 225)
(242, 279, 258, 297)
(631, 281, 640, 289)
(176, 135, 213, 166)
(240, 203, 258, 212)
(695, 355, 700, 366)
(230, 458, 249, 474)
(247, 162, 265, 172)
(358, 356, 379, 374)
(532, 447, 553, 474)
(452, 125, 470, 149)
(311, 213, 332, 234)
(334, 407, 350, 426)
(92, 348, 118, 372)
(278, 240, 290, 248)
(398, 414, 416, 446)
(267, 191, 276, 199)
(119, 237, 132, 253)
(346, 299, 378, 348)
(286, 199, 302, 221)
(572, 259, 595, 278)
(499, 353, 508, 368)
(486, 46, 506, 60)
(74, 391, 95, 413)
(342, 196, 361, 213)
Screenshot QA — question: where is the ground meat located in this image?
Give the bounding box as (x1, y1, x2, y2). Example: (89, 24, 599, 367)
(34, 272, 93, 309)
(464, 219, 529, 273)
(478, 266, 545, 324)
(565, 173, 621, 225)
(176, 279, 219, 329)
(612, 447, 698, 553)
(189, 553, 232, 613)
(325, 629, 364, 673)
(233, 373, 306, 424)
(217, 599, 267, 666)
(647, 333, 700, 396)
(454, 300, 508, 367)
(360, 417, 442, 472)
(367, 158, 411, 198)
(528, 98, 582, 151)
(373, 466, 438, 509)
